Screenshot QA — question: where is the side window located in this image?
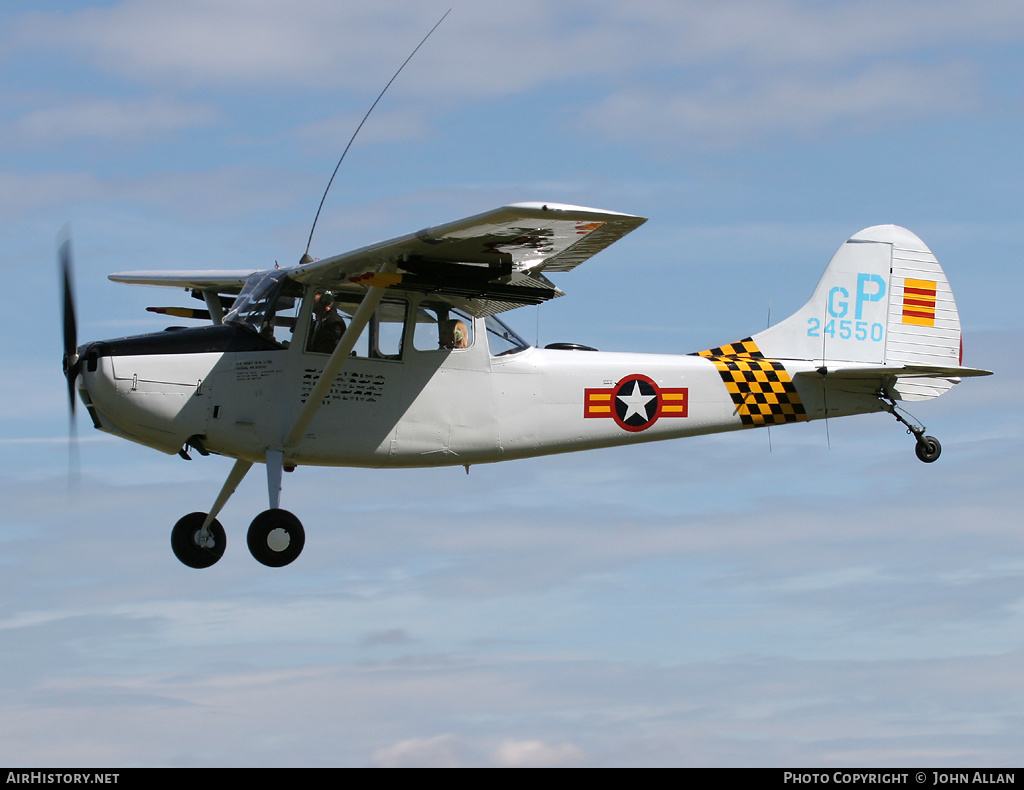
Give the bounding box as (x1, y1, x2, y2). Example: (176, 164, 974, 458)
(369, 299, 407, 359)
(272, 297, 299, 347)
(413, 303, 474, 351)
(305, 290, 406, 360)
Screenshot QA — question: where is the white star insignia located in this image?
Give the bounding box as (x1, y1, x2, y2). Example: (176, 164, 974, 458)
(617, 381, 656, 421)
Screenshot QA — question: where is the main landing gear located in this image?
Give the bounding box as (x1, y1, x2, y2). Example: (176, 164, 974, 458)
(171, 508, 306, 569)
(880, 396, 942, 463)
(170, 455, 306, 569)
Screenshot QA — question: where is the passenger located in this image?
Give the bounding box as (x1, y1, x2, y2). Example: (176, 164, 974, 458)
(439, 318, 469, 349)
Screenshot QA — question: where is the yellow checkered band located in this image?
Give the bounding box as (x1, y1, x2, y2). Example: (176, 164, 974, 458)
(694, 338, 808, 427)
(696, 339, 763, 359)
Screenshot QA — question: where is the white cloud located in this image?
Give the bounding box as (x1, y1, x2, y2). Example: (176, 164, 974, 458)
(490, 738, 589, 767)
(370, 734, 469, 767)
(9, 96, 219, 146)
(11, 1, 452, 90)
(3, 1, 1020, 155)
(5, 0, 1015, 165)
(599, 0, 1024, 68)
(292, 108, 434, 156)
(580, 61, 982, 148)
(0, 166, 309, 220)
(9, 1, 1024, 94)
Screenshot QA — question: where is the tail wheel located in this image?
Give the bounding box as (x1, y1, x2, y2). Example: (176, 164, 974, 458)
(915, 435, 942, 463)
(247, 509, 305, 567)
(171, 512, 226, 568)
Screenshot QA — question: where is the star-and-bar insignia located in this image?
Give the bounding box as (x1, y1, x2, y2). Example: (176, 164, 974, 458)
(584, 374, 688, 432)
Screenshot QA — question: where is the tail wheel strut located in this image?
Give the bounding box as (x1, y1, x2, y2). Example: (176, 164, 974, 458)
(880, 396, 941, 463)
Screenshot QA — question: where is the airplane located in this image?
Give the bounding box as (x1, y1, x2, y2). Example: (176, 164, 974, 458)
(60, 202, 992, 569)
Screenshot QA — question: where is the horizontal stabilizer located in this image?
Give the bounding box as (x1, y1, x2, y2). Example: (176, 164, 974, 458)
(794, 363, 992, 402)
(796, 364, 993, 381)
(146, 306, 212, 321)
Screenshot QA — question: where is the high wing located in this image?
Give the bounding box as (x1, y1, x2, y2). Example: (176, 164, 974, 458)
(108, 203, 646, 319)
(107, 269, 257, 324)
(291, 202, 647, 316)
(108, 270, 257, 292)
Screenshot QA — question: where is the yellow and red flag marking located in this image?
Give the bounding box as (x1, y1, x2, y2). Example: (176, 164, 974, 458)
(902, 278, 937, 327)
(584, 374, 688, 432)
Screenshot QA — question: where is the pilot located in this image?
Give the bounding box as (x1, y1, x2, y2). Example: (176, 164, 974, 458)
(311, 290, 333, 323)
(309, 291, 347, 353)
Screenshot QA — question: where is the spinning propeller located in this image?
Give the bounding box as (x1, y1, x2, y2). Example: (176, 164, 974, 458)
(60, 233, 79, 420)
(59, 231, 82, 482)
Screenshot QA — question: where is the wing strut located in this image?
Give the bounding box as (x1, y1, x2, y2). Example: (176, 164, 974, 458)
(202, 289, 225, 325)
(282, 260, 399, 452)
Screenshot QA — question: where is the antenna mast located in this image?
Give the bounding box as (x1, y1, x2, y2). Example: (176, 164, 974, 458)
(300, 9, 451, 264)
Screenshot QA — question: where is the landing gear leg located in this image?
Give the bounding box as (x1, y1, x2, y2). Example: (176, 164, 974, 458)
(169, 458, 253, 568)
(246, 450, 305, 567)
(880, 396, 941, 463)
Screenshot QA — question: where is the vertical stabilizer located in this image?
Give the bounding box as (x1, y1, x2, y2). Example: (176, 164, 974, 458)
(752, 225, 962, 399)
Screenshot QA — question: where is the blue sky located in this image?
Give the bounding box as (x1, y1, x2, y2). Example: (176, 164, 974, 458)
(1, 0, 1022, 767)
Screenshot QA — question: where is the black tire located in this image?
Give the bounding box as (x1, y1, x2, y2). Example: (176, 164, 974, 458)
(171, 512, 226, 568)
(915, 435, 941, 463)
(247, 509, 305, 567)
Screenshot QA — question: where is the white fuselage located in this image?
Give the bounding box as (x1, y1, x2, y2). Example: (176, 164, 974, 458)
(77, 313, 882, 469)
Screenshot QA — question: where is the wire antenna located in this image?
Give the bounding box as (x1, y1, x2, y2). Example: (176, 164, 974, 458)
(301, 9, 451, 263)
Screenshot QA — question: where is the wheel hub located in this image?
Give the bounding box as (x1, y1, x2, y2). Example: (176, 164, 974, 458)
(266, 527, 291, 552)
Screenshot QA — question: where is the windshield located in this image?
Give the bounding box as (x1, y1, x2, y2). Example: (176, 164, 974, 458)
(224, 270, 299, 344)
(485, 314, 530, 355)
